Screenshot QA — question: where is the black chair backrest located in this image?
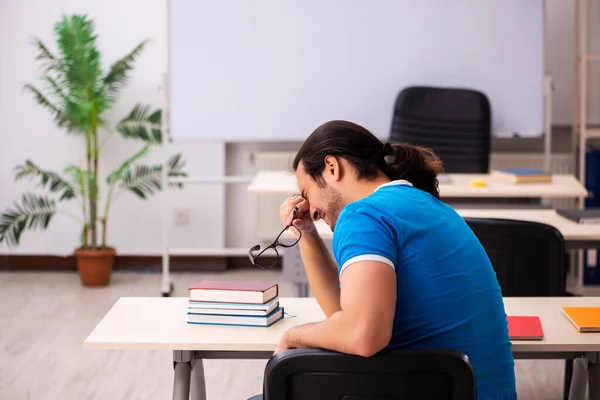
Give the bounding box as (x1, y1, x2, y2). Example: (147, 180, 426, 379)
(389, 86, 491, 173)
(263, 348, 476, 400)
(464, 218, 566, 296)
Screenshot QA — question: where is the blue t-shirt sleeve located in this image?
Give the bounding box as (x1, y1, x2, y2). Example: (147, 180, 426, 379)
(333, 203, 398, 277)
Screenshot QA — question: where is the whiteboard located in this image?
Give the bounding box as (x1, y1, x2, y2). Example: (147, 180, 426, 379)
(169, 0, 544, 142)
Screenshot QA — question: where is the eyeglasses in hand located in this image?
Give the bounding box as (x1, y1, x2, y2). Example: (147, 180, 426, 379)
(248, 207, 302, 269)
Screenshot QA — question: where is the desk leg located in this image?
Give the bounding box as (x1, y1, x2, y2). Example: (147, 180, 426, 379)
(173, 350, 193, 400)
(589, 356, 600, 400)
(569, 358, 588, 400)
(173, 361, 191, 400)
(190, 358, 207, 400)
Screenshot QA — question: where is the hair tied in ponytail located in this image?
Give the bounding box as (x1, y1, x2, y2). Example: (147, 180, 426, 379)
(382, 142, 396, 164)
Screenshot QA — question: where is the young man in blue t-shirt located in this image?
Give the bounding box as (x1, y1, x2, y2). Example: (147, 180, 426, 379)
(267, 120, 517, 400)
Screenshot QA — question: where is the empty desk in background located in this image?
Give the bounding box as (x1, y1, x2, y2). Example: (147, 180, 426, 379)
(248, 171, 589, 199)
(84, 297, 600, 400)
(456, 209, 600, 248)
(279, 209, 600, 297)
(282, 209, 600, 248)
(248, 171, 589, 241)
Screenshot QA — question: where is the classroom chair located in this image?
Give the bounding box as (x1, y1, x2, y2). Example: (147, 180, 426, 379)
(463, 217, 571, 399)
(261, 348, 476, 400)
(464, 218, 565, 296)
(389, 86, 491, 173)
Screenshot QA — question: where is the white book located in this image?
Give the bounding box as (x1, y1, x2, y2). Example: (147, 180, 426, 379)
(187, 307, 284, 327)
(188, 299, 279, 316)
(188, 297, 279, 310)
(189, 281, 278, 304)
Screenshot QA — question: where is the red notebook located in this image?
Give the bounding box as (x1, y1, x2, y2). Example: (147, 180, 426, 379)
(507, 316, 544, 340)
(188, 281, 278, 304)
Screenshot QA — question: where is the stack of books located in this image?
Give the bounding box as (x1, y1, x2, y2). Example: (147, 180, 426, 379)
(186, 281, 284, 327)
(490, 168, 551, 184)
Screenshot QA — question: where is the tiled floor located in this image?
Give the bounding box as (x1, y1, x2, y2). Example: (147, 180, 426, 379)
(0, 271, 566, 400)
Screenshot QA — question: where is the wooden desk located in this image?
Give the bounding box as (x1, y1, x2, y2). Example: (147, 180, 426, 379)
(85, 297, 600, 400)
(248, 171, 589, 198)
(84, 297, 324, 352)
(281, 209, 600, 249)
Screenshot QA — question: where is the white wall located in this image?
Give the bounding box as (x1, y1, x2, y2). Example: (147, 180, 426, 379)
(0, 0, 596, 256)
(0, 0, 225, 255)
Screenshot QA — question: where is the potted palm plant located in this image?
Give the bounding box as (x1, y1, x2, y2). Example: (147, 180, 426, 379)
(0, 14, 186, 286)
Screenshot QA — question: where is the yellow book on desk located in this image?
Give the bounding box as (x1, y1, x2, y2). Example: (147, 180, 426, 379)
(490, 168, 551, 184)
(562, 306, 600, 332)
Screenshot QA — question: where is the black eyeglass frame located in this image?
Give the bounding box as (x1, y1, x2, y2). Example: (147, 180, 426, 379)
(248, 207, 302, 269)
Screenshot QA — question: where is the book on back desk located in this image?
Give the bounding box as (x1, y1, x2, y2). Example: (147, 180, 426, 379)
(188, 281, 278, 304)
(562, 307, 600, 332)
(507, 316, 544, 340)
(490, 168, 551, 184)
(557, 209, 600, 224)
(437, 174, 452, 184)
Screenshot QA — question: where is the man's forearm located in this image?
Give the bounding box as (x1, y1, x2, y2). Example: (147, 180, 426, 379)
(283, 311, 382, 357)
(298, 231, 340, 316)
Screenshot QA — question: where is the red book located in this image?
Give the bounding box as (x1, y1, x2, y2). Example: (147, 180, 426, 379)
(188, 281, 278, 304)
(507, 316, 544, 340)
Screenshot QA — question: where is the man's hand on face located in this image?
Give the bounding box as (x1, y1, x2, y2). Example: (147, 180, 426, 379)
(279, 195, 315, 237)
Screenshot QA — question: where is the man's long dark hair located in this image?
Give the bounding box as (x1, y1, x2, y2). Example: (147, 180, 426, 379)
(293, 120, 444, 199)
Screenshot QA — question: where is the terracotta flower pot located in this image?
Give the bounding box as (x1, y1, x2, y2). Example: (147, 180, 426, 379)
(74, 247, 116, 286)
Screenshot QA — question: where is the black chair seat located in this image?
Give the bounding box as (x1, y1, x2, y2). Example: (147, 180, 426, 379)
(263, 348, 476, 400)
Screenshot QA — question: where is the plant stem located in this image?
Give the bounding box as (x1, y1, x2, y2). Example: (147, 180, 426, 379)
(82, 224, 89, 249)
(89, 101, 99, 250)
(101, 181, 117, 248)
(92, 130, 98, 249)
(85, 130, 93, 249)
(78, 162, 89, 248)
(101, 218, 107, 249)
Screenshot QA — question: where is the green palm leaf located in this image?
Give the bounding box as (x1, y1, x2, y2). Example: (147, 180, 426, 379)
(23, 84, 78, 131)
(103, 40, 148, 101)
(121, 164, 162, 199)
(121, 153, 187, 199)
(167, 153, 188, 181)
(43, 76, 70, 104)
(106, 144, 151, 185)
(32, 38, 63, 73)
(14, 160, 76, 201)
(0, 193, 57, 247)
(63, 165, 97, 199)
(53, 15, 110, 128)
(116, 103, 162, 143)
(54, 15, 103, 92)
